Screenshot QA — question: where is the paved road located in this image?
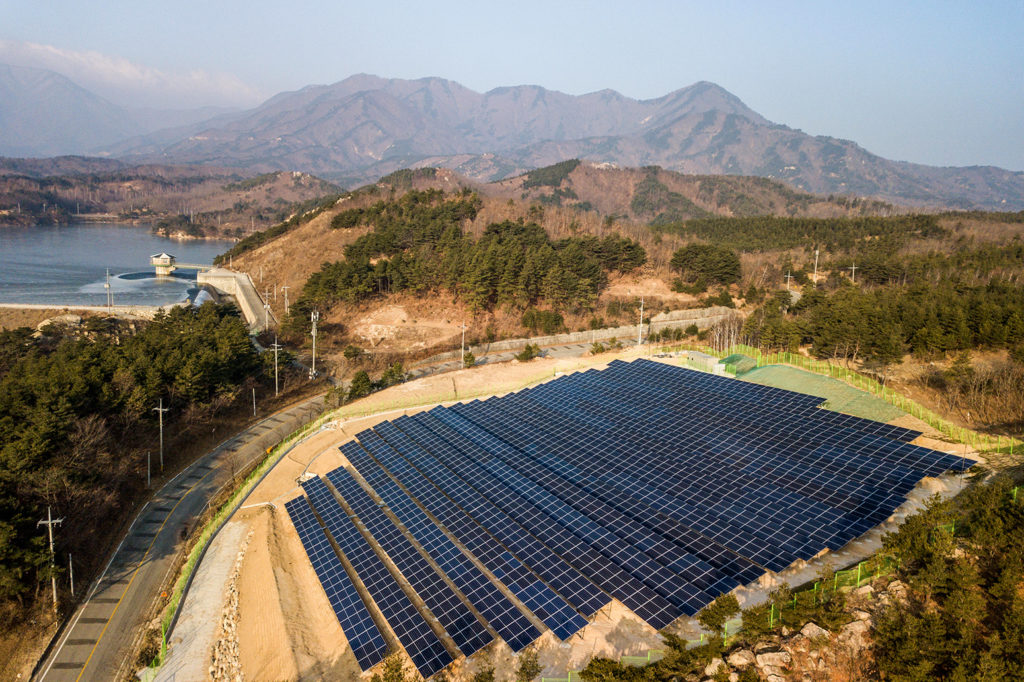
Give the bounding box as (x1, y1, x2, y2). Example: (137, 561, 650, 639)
(36, 395, 325, 682)
(35, 336, 654, 681)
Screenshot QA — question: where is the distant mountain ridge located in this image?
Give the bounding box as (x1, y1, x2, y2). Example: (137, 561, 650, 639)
(4, 68, 1023, 210)
(0, 63, 236, 158)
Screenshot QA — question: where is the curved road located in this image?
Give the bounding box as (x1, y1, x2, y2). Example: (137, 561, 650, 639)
(35, 335, 646, 681)
(36, 395, 325, 682)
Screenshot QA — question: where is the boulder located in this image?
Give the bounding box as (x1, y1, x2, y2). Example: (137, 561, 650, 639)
(800, 622, 830, 639)
(756, 650, 792, 668)
(852, 609, 872, 621)
(839, 619, 871, 652)
(727, 648, 756, 668)
(704, 657, 726, 677)
(852, 584, 874, 599)
(887, 580, 909, 603)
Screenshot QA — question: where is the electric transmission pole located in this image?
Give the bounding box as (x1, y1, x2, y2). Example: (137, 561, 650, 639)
(38, 507, 63, 615)
(271, 337, 282, 397)
(309, 310, 319, 379)
(281, 286, 289, 314)
(153, 398, 169, 472)
(637, 296, 644, 348)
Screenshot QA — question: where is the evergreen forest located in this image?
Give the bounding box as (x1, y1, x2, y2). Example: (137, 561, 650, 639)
(0, 305, 263, 613)
(286, 189, 646, 331)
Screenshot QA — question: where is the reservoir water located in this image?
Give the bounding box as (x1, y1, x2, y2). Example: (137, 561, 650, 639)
(0, 223, 233, 307)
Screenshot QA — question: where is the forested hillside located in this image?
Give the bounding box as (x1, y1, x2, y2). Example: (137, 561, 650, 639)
(0, 305, 266, 616)
(283, 189, 646, 333)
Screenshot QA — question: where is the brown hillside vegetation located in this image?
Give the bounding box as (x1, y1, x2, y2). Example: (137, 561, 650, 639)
(0, 165, 340, 235)
(230, 161, 897, 309)
(490, 161, 899, 222)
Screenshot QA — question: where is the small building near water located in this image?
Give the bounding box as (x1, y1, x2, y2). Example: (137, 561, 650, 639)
(151, 252, 176, 277)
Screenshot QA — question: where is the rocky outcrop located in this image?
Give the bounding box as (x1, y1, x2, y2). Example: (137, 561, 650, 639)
(209, 530, 253, 682)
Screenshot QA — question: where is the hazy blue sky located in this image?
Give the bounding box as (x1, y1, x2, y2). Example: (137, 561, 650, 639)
(1, 0, 1022, 169)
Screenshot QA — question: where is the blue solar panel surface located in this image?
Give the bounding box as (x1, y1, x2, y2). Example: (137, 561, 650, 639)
(366, 421, 591, 640)
(343, 435, 542, 652)
(285, 358, 973, 667)
(325, 465, 493, 658)
(301, 477, 453, 678)
(283, 497, 389, 671)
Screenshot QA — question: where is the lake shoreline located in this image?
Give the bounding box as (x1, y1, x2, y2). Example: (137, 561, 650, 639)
(0, 222, 232, 308)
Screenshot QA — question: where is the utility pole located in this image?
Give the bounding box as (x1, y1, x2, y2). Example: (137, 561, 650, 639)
(785, 272, 793, 291)
(264, 302, 271, 332)
(38, 507, 63, 615)
(252, 387, 257, 417)
(961, 412, 970, 490)
(68, 553, 74, 597)
(848, 262, 858, 284)
(461, 323, 467, 367)
(281, 286, 290, 314)
(813, 249, 820, 283)
(271, 337, 282, 397)
(637, 296, 644, 349)
(146, 451, 151, 489)
(309, 310, 319, 379)
(153, 398, 169, 472)
(104, 268, 112, 310)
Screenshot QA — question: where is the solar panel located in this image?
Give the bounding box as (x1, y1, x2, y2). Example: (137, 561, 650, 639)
(325, 466, 493, 658)
(368, 420, 591, 640)
(443, 402, 714, 615)
(341, 435, 542, 652)
(391, 415, 612, 621)
(301, 477, 453, 678)
(286, 358, 974, 643)
(284, 497, 389, 671)
(407, 410, 681, 629)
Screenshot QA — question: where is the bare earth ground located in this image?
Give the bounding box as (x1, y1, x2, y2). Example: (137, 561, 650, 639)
(0, 306, 102, 331)
(166, 350, 980, 680)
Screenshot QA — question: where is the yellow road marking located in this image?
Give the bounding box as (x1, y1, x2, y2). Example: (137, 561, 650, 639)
(72, 466, 216, 681)
(66, 396, 322, 680)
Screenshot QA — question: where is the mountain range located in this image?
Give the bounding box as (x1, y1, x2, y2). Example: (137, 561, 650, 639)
(0, 64, 234, 158)
(3, 66, 1023, 210)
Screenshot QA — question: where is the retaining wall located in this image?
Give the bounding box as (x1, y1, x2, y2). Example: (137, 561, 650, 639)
(415, 306, 739, 366)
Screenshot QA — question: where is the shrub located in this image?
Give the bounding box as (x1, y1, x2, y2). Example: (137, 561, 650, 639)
(522, 308, 564, 335)
(347, 370, 373, 400)
(515, 343, 541, 362)
(670, 243, 742, 286)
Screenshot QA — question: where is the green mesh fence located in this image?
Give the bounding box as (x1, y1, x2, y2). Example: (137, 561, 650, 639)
(657, 342, 1021, 454)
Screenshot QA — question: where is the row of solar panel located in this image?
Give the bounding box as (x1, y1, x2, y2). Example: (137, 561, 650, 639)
(286, 359, 972, 678)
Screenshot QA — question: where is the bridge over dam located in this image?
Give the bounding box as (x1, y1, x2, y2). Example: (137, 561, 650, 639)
(150, 253, 273, 332)
(196, 268, 276, 332)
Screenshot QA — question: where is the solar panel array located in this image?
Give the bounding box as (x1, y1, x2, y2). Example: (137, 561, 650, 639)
(286, 358, 972, 678)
